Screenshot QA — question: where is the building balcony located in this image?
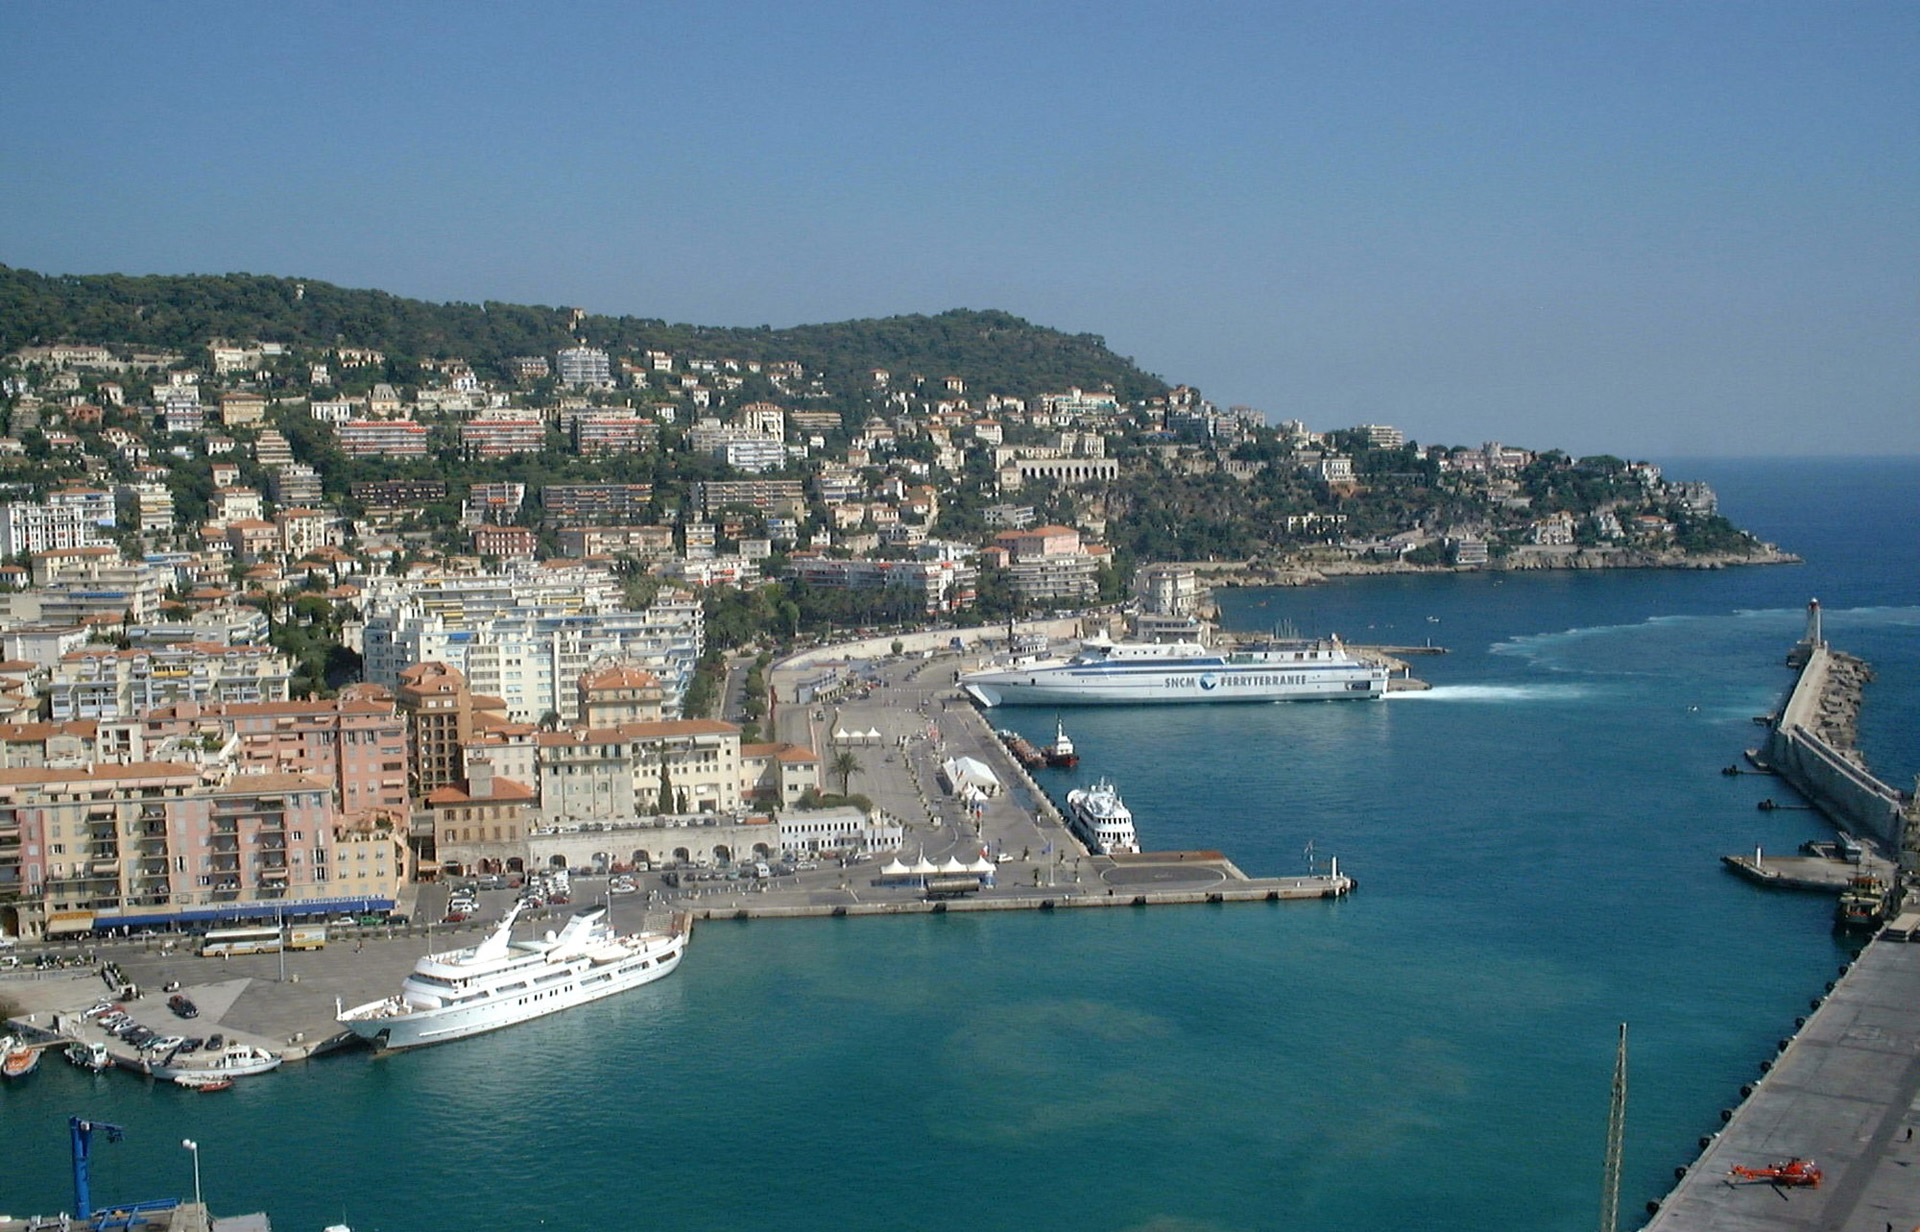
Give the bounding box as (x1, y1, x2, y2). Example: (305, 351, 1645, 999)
(140, 805, 166, 821)
(216, 795, 285, 814)
(209, 835, 239, 853)
(89, 860, 121, 877)
(210, 853, 241, 871)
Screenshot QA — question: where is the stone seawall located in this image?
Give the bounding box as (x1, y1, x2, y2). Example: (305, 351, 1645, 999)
(1767, 645, 1911, 856)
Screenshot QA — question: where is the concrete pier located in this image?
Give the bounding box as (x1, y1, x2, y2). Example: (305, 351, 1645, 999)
(0, 1203, 240, 1232)
(1640, 929, 1919, 1232)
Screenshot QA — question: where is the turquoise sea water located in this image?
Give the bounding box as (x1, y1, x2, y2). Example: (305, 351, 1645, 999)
(3, 458, 1916, 1232)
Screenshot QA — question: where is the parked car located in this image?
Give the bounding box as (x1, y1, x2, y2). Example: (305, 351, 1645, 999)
(168, 994, 199, 1019)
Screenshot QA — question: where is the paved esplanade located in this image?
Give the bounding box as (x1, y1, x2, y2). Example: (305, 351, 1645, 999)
(1642, 932, 1918, 1232)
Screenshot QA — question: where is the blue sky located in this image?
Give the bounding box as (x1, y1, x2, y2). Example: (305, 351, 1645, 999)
(2, 1, 1914, 457)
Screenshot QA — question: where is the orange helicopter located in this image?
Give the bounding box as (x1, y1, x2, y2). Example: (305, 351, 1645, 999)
(1728, 1157, 1823, 1187)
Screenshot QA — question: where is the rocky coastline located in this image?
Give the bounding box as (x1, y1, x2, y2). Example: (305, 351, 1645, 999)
(1183, 545, 1803, 589)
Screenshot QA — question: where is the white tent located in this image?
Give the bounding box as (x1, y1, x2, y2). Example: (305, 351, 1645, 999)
(966, 855, 995, 875)
(864, 727, 882, 744)
(877, 856, 921, 885)
(940, 756, 1000, 798)
(908, 853, 939, 876)
(833, 728, 851, 742)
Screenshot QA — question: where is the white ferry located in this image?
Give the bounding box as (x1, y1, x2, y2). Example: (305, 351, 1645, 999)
(337, 903, 689, 1052)
(960, 635, 1389, 706)
(1065, 780, 1139, 855)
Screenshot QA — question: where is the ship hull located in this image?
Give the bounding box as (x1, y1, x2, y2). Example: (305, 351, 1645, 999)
(339, 930, 685, 1051)
(963, 667, 1386, 707)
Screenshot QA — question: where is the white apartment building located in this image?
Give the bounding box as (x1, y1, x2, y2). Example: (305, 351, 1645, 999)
(47, 643, 294, 722)
(2, 502, 108, 558)
(356, 572, 703, 723)
(556, 346, 613, 388)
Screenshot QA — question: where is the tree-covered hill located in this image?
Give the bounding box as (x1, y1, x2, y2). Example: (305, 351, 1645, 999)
(0, 266, 1166, 403)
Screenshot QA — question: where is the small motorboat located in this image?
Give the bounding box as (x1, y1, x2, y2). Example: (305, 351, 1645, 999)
(174, 1072, 234, 1091)
(65, 1040, 111, 1072)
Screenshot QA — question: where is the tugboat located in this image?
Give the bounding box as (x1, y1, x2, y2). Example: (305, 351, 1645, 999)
(1044, 717, 1079, 768)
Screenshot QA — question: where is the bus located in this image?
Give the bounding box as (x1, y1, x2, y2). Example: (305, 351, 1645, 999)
(199, 926, 282, 957)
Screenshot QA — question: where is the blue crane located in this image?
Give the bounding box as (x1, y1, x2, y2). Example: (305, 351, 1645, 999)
(69, 1116, 125, 1217)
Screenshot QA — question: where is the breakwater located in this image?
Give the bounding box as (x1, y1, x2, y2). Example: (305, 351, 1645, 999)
(1765, 633, 1914, 863)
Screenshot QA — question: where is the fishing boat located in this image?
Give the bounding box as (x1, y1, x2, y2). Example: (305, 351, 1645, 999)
(65, 1040, 111, 1072)
(337, 903, 690, 1052)
(1835, 872, 1890, 931)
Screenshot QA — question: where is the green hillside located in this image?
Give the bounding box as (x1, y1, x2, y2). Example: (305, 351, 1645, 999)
(0, 266, 1167, 404)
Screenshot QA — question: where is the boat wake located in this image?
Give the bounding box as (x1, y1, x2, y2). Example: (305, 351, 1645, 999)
(1391, 684, 1592, 703)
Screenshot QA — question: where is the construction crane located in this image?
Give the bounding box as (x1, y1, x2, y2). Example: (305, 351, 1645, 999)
(1598, 1022, 1628, 1232)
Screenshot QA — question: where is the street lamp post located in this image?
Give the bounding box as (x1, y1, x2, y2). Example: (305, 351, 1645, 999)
(181, 1138, 203, 1221)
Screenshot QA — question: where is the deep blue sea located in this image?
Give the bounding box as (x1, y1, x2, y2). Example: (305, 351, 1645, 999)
(3, 457, 1916, 1232)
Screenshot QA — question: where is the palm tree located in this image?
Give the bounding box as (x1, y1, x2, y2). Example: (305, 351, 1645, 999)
(830, 750, 863, 797)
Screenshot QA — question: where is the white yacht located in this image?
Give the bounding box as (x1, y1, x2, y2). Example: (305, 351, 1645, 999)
(337, 903, 689, 1052)
(1065, 780, 1140, 856)
(148, 1042, 282, 1081)
(960, 635, 1388, 706)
